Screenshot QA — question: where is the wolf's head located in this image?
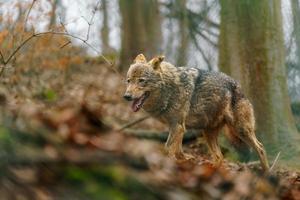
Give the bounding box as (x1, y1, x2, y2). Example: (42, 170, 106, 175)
(123, 54, 164, 112)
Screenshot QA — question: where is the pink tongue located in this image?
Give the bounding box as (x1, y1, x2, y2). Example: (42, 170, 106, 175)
(131, 98, 142, 112)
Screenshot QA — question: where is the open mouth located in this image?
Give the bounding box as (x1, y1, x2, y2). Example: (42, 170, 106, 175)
(131, 92, 150, 112)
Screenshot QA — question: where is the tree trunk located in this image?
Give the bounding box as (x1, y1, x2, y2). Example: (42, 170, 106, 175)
(290, 0, 300, 101)
(119, 0, 162, 72)
(219, 0, 299, 156)
(101, 0, 113, 54)
(291, 0, 300, 65)
(176, 0, 189, 66)
(143, 0, 162, 57)
(48, 0, 58, 29)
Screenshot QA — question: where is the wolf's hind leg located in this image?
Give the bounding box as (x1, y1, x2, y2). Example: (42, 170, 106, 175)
(203, 129, 223, 166)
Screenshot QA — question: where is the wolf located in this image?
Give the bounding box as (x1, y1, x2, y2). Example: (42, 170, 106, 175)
(123, 54, 269, 171)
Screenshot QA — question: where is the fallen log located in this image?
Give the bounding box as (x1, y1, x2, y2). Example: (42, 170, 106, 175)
(123, 129, 202, 143)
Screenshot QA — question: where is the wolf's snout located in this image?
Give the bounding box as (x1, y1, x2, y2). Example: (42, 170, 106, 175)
(123, 94, 133, 101)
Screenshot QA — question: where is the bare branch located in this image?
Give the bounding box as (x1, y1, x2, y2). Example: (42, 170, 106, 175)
(59, 41, 71, 49)
(58, 16, 72, 48)
(194, 29, 218, 48)
(0, 0, 122, 78)
(85, 22, 92, 42)
(59, 16, 70, 34)
(200, 26, 219, 38)
(203, 17, 219, 29)
(81, 15, 90, 24)
(269, 151, 281, 172)
(190, 34, 213, 71)
(0, 51, 5, 64)
(24, 0, 37, 32)
(0, 51, 6, 75)
(1, 34, 35, 65)
(118, 115, 151, 131)
(80, 0, 101, 42)
(1, 31, 112, 67)
(197, 43, 213, 71)
(60, 17, 82, 26)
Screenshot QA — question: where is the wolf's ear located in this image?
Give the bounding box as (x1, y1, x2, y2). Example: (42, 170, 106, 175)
(149, 55, 164, 70)
(134, 54, 147, 63)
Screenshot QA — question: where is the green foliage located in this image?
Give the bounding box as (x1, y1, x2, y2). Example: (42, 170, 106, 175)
(0, 127, 14, 177)
(43, 88, 58, 102)
(291, 102, 300, 131)
(35, 88, 58, 102)
(64, 166, 162, 200)
(64, 166, 126, 200)
(291, 102, 300, 116)
(0, 127, 13, 152)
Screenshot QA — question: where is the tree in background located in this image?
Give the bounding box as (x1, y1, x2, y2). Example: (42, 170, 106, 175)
(288, 0, 300, 101)
(219, 0, 299, 157)
(100, 0, 114, 55)
(291, 0, 300, 66)
(164, 0, 219, 69)
(143, 0, 162, 57)
(48, 0, 58, 29)
(118, 0, 162, 71)
(174, 0, 189, 66)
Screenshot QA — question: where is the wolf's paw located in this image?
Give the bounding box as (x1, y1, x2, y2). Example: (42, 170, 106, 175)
(176, 152, 195, 161)
(211, 158, 223, 168)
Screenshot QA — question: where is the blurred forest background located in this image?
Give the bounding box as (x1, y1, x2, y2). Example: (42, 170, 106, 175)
(0, 0, 299, 199)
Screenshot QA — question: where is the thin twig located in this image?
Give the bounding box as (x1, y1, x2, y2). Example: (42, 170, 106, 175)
(118, 115, 151, 131)
(1, 31, 112, 66)
(58, 16, 72, 49)
(0, 50, 5, 75)
(59, 16, 82, 27)
(190, 34, 213, 70)
(0, 51, 5, 64)
(23, 0, 37, 32)
(84, 0, 101, 42)
(196, 30, 218, 48)
(269, 151, 281, 172)
(201, 26, 219, 38)
(59, 41, 71, 49)
(59, 16, 70, 34)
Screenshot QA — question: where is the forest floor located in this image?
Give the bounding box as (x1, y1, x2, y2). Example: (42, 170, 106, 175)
(0, 58, 299, 200)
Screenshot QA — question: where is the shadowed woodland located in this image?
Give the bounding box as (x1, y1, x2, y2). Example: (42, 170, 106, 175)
(0, 0, 299, 199)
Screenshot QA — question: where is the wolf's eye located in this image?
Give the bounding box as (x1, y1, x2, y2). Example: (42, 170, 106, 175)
(138, 78, 146, 83)
(126, 79, 131, 84)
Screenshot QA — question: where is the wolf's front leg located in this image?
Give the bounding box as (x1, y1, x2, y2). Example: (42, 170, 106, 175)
(165, 123, 194, 160)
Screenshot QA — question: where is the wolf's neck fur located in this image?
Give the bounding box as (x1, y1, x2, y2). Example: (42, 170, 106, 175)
(143, 62, 196, 118)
